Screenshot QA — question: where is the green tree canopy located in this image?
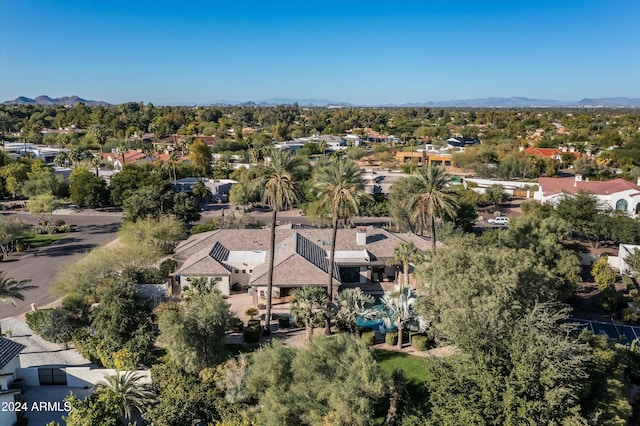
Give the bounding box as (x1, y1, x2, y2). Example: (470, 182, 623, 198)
(157, 289, 235, 374)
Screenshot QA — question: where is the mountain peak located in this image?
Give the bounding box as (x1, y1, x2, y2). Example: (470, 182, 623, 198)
(3, 95, 111, 106)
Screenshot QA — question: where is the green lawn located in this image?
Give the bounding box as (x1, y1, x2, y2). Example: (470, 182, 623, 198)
(374, 349, 433, 385)
(19, 233, 69, 248)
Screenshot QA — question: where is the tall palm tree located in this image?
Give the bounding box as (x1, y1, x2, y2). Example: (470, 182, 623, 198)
(0, 272, 36, 334)
(387, 242, 423, 287)
(261, 149, 300, 336)
(409, 165, 458, 255)
(313, 160, 368, 305)
(95, 370, 154, 423)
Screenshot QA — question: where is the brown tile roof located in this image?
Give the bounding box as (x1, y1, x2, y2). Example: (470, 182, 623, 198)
(250, 234, 340, 287)
(173, 227, 436, 285)
(176, 244, 232, 276)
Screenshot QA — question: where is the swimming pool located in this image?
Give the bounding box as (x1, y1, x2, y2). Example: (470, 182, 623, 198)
(356, 304, 397, 331)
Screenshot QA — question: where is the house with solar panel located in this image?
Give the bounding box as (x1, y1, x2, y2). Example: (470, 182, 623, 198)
(0, 338, 26, 426)
(172, 226, 435, 303)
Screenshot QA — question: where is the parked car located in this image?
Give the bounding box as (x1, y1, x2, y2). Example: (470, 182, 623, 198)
(488, 216, 509, 226)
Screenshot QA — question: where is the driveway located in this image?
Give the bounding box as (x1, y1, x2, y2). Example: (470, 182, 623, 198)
(0, 212, 121, 319)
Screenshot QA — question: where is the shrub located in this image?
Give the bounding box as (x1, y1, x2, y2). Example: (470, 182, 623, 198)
(71, 328, 100, 364)
(361, 331, 376, 346)
(409, 330, 421, 343)
(278, 316, 290, 329)
(357, 326, 373, 336)
(243, 327, 260, 343)
(411, 335, 429, 351)
(26, 309, 52, 334)
(247, 319, 261, 329)
(159, 259, 178, 277)
(623, 275, 637, 291)
(385, 331, 398, 346)
(245, 307, 259, 320)
(231, 318, 244, 333)
(53, 219, 66, 226)
(622, 308, 639, 323)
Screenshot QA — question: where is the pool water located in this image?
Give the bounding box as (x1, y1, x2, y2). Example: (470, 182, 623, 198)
(356, 304, 397, 331)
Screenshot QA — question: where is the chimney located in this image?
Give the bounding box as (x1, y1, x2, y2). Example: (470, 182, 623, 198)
(637, 177, 640, 186)
(574, 174, 582, 187)
(356, 227, 367, 246)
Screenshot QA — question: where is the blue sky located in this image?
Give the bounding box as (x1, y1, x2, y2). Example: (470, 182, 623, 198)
(1, 0, 639, 105)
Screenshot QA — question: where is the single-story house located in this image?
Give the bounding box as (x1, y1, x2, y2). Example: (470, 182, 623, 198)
(524, 146, 581, 162)
(173, 226, 435, 301)
(0, 338, 26, 426)
(535, 175, 640, 218)
(446, 137, 480, 150)
(102, 149, 148, 170)
(172, 177, 237, 202)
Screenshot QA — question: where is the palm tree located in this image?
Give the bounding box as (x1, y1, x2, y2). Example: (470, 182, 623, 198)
(335, 288, 375, 334)
(409, 165, 458, 255)
(90, 155, 102, 177)
(261, 149, 300, 336)
(290, 286, 329, 342)
(90, 124, 112, 156)
(313, 160, 368, 304)
(169, 151, 179, 182)
(0, 271, 36, 334)
(380, 284, 426, 350)
(387, 242, 423, 287)
(95, 370, 154, 423)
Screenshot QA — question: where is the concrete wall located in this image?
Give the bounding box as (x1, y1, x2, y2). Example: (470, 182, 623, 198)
(66, 368, 152, 389)
(16, 367, 152, 389)
(16, 368, 39, 386)
(182, 275, 231, 295)
(0, 393, 17, 425)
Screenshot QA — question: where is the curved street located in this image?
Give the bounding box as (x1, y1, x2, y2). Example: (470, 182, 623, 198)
(0, 211, 121, 320)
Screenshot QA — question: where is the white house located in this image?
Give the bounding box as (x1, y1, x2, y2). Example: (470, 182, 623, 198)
(608, 244, 640, 275)
(535, 175, 640, 218)
(0, 338, 26, 426)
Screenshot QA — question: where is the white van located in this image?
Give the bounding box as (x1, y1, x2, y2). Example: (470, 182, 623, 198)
(488, 216, 509, 226)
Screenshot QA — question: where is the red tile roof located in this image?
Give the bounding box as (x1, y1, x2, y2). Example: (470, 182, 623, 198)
(525, 147, 580, 159)
(540, 177, 640, 196)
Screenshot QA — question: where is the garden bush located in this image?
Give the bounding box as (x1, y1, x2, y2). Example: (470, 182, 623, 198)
(411, 335, 429, 351)
(26, 309, 52, 334)
(243, 327, 260, 343)
(247, 319, 261, 329)
(357, 326, 373, 336)
(361, 331, 376, 346)
(385, 331, 398, 346)
(409, 330, 421, 343)
(231, 318, 244, 333)
(278, 316, 290, 329)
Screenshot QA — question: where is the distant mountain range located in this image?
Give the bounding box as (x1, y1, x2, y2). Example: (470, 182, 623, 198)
(3, 95, 111, 107)
(4, 95, 640, 108)
(193, 96, 640, 108)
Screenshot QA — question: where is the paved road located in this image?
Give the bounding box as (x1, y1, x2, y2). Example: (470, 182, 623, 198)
(0, 212, 121, 319)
